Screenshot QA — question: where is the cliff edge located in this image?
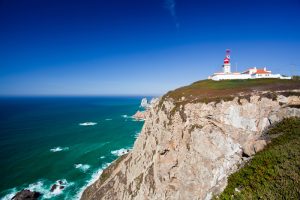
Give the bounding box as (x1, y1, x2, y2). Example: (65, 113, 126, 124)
(81, 79, 300, 200)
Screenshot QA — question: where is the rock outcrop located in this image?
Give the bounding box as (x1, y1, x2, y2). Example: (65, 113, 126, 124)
(12, 189, 41, 200)
(81, 91, 300, 200)
(132, 111, 146, 121)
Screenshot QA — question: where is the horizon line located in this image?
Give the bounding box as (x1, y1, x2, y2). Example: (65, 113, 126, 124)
(0, 94, 162, 98)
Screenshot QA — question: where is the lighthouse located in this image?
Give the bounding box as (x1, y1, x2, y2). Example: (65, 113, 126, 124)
(223, 49, 231, 73)
(208, 49, 291, 81)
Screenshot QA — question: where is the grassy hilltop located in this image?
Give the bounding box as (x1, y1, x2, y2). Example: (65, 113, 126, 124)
(163, 78, 300, 103)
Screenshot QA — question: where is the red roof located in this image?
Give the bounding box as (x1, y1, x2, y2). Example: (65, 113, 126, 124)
(255, 69, 270, 74)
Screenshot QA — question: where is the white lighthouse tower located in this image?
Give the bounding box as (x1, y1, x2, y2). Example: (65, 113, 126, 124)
(223, 49, 231, 74)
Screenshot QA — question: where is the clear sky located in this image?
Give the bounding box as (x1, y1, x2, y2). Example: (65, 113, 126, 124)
(0, 0, 300, 96)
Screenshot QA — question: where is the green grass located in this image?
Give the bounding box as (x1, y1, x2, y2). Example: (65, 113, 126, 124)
(163, 79, 300, 103)
(158, 79, 300, 122)
(215, 117, 300, 200)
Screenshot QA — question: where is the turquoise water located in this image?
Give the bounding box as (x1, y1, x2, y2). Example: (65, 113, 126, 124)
(0, 97, 145, 199)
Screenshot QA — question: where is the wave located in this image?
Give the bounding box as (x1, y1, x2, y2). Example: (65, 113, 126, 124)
(50, 146, 69, 152)
(121, 115, 132, 119)
(132, 119, 145, 122)
(134, 132, 141, 139)
(111, 148, 130, 157)
(74, 164, 91, 172)
(105, 118, 112, 121)
(27, 179, 73, 199)
(76, 163, 111, 199)
(100, 156, 105, 159)
(1, 179, 73, 200)
(122, 114, 145, 122)
(1, 188, 18, 200)
(79, 122, 97, 126)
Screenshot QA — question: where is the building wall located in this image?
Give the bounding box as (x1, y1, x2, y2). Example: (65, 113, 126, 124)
(212, 74, 251, 81)
(252, 74, 291, 79)
(223, 64, 231, 73)
(211, 73, 291, 81)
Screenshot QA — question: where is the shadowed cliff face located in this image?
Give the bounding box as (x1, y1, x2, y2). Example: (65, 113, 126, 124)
(81, 90, 300, 200)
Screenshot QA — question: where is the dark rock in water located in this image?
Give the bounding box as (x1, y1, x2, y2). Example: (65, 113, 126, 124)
(12, 189, 41, 200)
(50, 180, 66, 192)
(50, 184, 58, 192)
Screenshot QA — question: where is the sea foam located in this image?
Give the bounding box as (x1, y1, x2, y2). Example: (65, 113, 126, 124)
(79, 122, 97, 126)
(134, 132, 141, 138)
(1, 179, 73, 200)
(111, 148, 130, 157)
(74, 164, 91, 172)
(76, 163, 111, 199)
(1, 188, 18, 200)
(122, 114, 143, 122)
(50, 147, 69, 152)
(26, 179, 73, 199)
(121, 115, 131, 119)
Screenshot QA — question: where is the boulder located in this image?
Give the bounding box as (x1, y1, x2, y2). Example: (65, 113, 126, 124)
(243, 140, 267, 157)
(50, 184, 58, 192)
(12, 189, 41, 200)
(242, 143, 256, 157)
(253, 140, 267, 153)
(50, 180, 66, 193)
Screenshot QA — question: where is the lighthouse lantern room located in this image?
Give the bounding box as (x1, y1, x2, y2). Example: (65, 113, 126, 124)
(223, 49, 231, 74)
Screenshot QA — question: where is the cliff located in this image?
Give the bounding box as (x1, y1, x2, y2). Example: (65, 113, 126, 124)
(81, 79, 300, 200)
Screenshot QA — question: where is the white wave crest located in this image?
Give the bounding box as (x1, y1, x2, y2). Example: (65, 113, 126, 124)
(76, 163, 111, 199)
(1, 188, 18, 200)
(74, 164, 91, 172)
(122, 114, 144, 122)
(105, 118, 112, 121)
(1, 179, 74, 200)
(26, 179, 73, 199)
(50, 147, 69, 152)
(121, 115, 132, 119)
(100, 156, 105, 159)
(134, 132, 141, 139)
(79, 122, 97, 126)
(111, 148, 130, 157)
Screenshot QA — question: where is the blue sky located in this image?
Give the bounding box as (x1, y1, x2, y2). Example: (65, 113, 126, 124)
(0, 0, 300, 96)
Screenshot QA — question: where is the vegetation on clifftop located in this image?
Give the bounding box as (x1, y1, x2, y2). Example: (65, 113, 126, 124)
(158, 79, 300, 123)
(162, 79, 300, 103)
(216, 117, 300, 200)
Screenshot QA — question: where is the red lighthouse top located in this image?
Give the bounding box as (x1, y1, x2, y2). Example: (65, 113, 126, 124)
(224, 57, 230, 64)
(224, 49, 231, 64)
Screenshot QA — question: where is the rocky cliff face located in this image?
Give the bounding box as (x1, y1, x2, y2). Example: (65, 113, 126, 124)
(81, 91, 300, 200)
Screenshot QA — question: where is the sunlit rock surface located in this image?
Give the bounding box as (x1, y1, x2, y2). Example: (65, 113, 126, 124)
(81, 91, 300, 200)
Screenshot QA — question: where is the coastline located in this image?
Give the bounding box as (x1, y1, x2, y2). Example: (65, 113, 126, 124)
(76, 162, 111, 200)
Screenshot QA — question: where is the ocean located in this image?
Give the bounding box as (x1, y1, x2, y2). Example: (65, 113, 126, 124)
(0, 96, 146, 200)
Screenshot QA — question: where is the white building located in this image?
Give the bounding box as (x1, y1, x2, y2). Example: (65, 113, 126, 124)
(208, 50, 291, 81)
